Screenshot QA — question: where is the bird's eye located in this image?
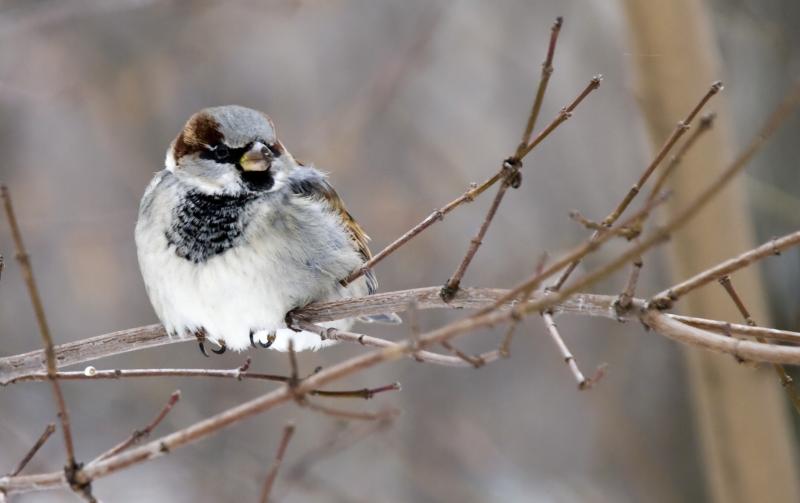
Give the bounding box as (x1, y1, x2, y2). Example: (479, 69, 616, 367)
(267, 143, 282, 156)
(214, 145, 230, 160)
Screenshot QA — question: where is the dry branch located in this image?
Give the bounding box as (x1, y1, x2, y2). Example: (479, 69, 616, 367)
(717, 276, 800, 414)
(344, 75, 600, 286)
(259, 423, 295, 503)
(89, 391, 181, 465)
(440, 16, 565, 300)
(9, 423, 56, 477)
(651, 230, 800, 307)
(550, 82, 722, 291)
(1, 185, 92, 500)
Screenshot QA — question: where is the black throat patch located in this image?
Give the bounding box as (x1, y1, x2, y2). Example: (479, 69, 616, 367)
(165, 191, 257, 263)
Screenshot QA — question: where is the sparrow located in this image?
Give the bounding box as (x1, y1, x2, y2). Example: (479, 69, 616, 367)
(135, 105, 398, 355)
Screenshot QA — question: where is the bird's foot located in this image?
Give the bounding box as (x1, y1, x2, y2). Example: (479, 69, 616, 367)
(250, 330, 276, 349)
(193, 328, 226, 356)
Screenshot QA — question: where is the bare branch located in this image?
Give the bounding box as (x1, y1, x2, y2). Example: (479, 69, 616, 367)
(717, 276, 800, 415)
(542, 312, 605, 389)
(551, 82, 723, 291)
(652, 230, 800, 308)
(1, 185, 89, 499)
(259, 423, 295, 503)
(647, 111, 717, 204)
(439, 16, 566, 301)
(643, 311, 800, 364)
(344, 76, 601, 286)
(439, 340, 485, 368)
(670, 315, 800, 344)
(516, 16, 563, 153)
(440, 165, 515, 301)
(295, 321, 497, 368)
(9, 423, 56, 477)
(89, 391, 181, 465)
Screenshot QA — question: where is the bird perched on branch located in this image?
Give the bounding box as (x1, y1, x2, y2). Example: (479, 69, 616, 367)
(135, 105, 398, 355)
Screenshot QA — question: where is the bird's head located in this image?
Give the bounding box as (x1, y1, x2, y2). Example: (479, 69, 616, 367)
(166, 105, 296, 194)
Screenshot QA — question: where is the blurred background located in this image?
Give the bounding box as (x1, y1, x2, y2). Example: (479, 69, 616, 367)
(1, 1, 798, 501)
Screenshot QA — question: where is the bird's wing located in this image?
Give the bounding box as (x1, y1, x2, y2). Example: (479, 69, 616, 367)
(289, 171, 378, 294)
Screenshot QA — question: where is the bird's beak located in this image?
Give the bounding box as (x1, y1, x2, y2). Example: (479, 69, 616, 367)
(239, 142, 271, 172)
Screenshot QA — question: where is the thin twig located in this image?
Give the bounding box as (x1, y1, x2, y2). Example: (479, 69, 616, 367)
(8, 366, 403, 401)
(652, 230, 800, 308)
(259, 423, 296, 503)
(550, 82, 723, 292)
(646, 111, 717, 204)
(499, 252, 548, 357)
(516, 16, 563, 154)
(501, 80, 800, 318)
(9, 423, 56, 477)
(89, 390, 181, 465)
(438, 16, 566, 301)
(717, 276, 800, 415)
(479, 190, 671, 316)
(1, 185, 88, 498)
(615, 252, 643, 312)
(287, 419, 393, 484)
(670, 315, 800, 344)
(439, 341, 485, 368)
(406, 300, 424, 361)
(302, 402, 399, 422)
(440, 167, 515, 301)
(295, 320, 503, 368)
(542, 312, 604, 389)
(616, 112, 717, 311)
(344, 75, 601, 286)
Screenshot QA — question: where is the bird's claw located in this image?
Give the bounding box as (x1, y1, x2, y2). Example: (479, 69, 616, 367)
(193, 327, 225, 356)
(250, 330, 276, 349)
(211, 340, 226, 355)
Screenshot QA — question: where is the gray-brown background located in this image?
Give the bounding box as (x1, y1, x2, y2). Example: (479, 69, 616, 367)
(1, 1, 798, 501)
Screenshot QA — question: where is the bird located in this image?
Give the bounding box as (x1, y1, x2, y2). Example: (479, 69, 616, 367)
(135, 105, 399, 355)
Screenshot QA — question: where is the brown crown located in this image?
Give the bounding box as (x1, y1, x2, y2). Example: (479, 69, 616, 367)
(172, 112, 224, 161)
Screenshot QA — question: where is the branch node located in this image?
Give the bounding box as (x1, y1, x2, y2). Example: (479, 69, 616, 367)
(440, 283, 460, 303)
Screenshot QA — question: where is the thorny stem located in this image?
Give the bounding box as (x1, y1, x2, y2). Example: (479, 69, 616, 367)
(550, 82, 723, 292)
(9, 423, 57, 477)
(717, 276, 800, 415)
(259, 423, 295, 503)
(0, 185, 91, 500)
(343, 76, 601, 286)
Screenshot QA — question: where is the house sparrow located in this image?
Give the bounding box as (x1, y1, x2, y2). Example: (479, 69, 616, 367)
(135, 105, 398, 355)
